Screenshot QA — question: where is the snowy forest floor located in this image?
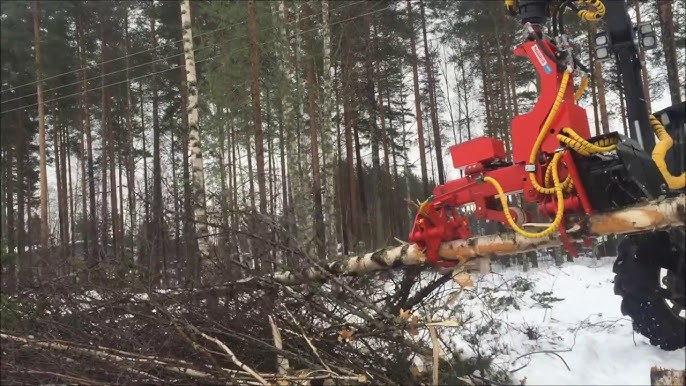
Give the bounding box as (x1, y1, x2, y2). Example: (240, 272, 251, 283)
(407, 254, 686, 385)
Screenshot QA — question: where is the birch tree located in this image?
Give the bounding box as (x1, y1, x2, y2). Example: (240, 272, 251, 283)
(181, 0, 210, 283)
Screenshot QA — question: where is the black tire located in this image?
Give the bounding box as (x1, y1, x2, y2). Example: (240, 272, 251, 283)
(613, 230, 686, 351)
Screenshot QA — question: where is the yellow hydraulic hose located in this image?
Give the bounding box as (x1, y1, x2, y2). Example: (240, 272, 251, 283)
(482, 71, 572, 239)
(504, 0, 517, 13)
(484, 152, 565, 238)
(559, 127, 617, 154)
(528, 70, 572, 195)
(650, 114, 686, 189)
(574, 76, 589, 102)
(557, 136, 592, 156)
(544, 159, 574, 191)
(577, 0, 606, 21)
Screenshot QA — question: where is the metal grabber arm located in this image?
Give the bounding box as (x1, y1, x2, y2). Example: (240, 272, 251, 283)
(409, 1, 605, 267)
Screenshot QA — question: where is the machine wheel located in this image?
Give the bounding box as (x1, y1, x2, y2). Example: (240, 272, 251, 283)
(613, 229, 686, 351)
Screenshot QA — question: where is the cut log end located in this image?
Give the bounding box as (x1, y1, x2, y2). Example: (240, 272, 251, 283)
(650, 366, 685, 386)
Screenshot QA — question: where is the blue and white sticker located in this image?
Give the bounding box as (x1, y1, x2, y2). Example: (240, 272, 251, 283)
(532, 44, 552, 74)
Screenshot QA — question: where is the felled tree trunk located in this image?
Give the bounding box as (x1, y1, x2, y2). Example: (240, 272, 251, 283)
(263, 195, 685, 285)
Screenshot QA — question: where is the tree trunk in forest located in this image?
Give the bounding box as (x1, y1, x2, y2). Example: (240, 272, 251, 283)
(441, 47, 458, 144)
(589, 25, 610, 134)
(218, 111, 230, 241)
(181, 0, 210, 284)
(5, 151, 16, 292)
(178, 38, 194, 283)
(480, 45, 494, 137)
(302, 1, 326, 258)
(150, 4, 164, 281)
(76, 11, 97, 263)
(425, 105, 435, 183)
(267, 96, 276, 215)
(117, 140, 124, 262)
(588, 27, 600, 134)
(53, 117, 68, 260)
(407, 0, 430, 197)
(321, 0, 338, 257)
(59, 124, 70, 254)
(125, 9, 137, 260)
(246, 134, 256, 209)
(229, 119, 239, 255)
(52, 116, 64, 259)
(498, 61, 513, 156)
(420, 0, 444, 184)
(247, 0, 267, 215)
(141, 83, 150, 241)
(334, 66, 350, 253)
(342, 20, 360, 247)
(506, 38, 519, 117)
(278, 0, 294, 232)
(363, 4, 384, 248)
(657, 0, 682, 105)
(379, 64, 393, 246)
(352, 109, 368, 217)
(67, 132, 75, 258)
(33, 0, 49, 251)
(78, 104, 88, 256)
(456, 44, 472, 140)
(102, 15, 119, 262)
(17, 132, 27, 285)
(99, 16, 110, 259)
(634, 1, 652, 112)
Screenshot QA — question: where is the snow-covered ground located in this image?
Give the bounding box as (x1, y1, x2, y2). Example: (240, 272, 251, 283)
(414, 255, 686, 385)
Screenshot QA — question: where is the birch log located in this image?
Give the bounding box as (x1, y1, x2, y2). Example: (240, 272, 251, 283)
(181, 0, 211, 275)
(263, 195, 685, 285)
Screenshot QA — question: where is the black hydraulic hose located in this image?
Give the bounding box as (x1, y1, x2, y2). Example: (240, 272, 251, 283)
(557, 0, 570, 35)
(574, 56, 591, 73)
(552, 8, 558, 36)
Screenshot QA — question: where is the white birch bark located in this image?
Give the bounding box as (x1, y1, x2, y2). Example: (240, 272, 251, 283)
(264, 194, 686, 285)
(181, 0, 210, 279)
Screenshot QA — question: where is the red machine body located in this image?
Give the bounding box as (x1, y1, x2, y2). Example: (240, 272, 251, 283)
(408, 39, 593, 267)
(510, 40, 592, 163)
(450, 137, 507, 169)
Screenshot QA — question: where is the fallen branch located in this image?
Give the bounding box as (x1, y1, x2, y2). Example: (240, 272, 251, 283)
(2, 331, 366, 384)
(282, 305, 333, 373)
(1, 331, 216, 380)
(268, 315, 289, 377)
(511, 350, 571, 371)
(11, 369, 108, 386)
(198, 332, 269, 385)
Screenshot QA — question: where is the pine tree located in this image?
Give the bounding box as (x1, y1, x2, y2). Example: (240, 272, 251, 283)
(33, 0, 49, 252)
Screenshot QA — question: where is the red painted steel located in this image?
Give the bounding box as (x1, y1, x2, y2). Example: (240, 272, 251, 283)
(408, 37, 594, 267)
(449, 137, 506, 169)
